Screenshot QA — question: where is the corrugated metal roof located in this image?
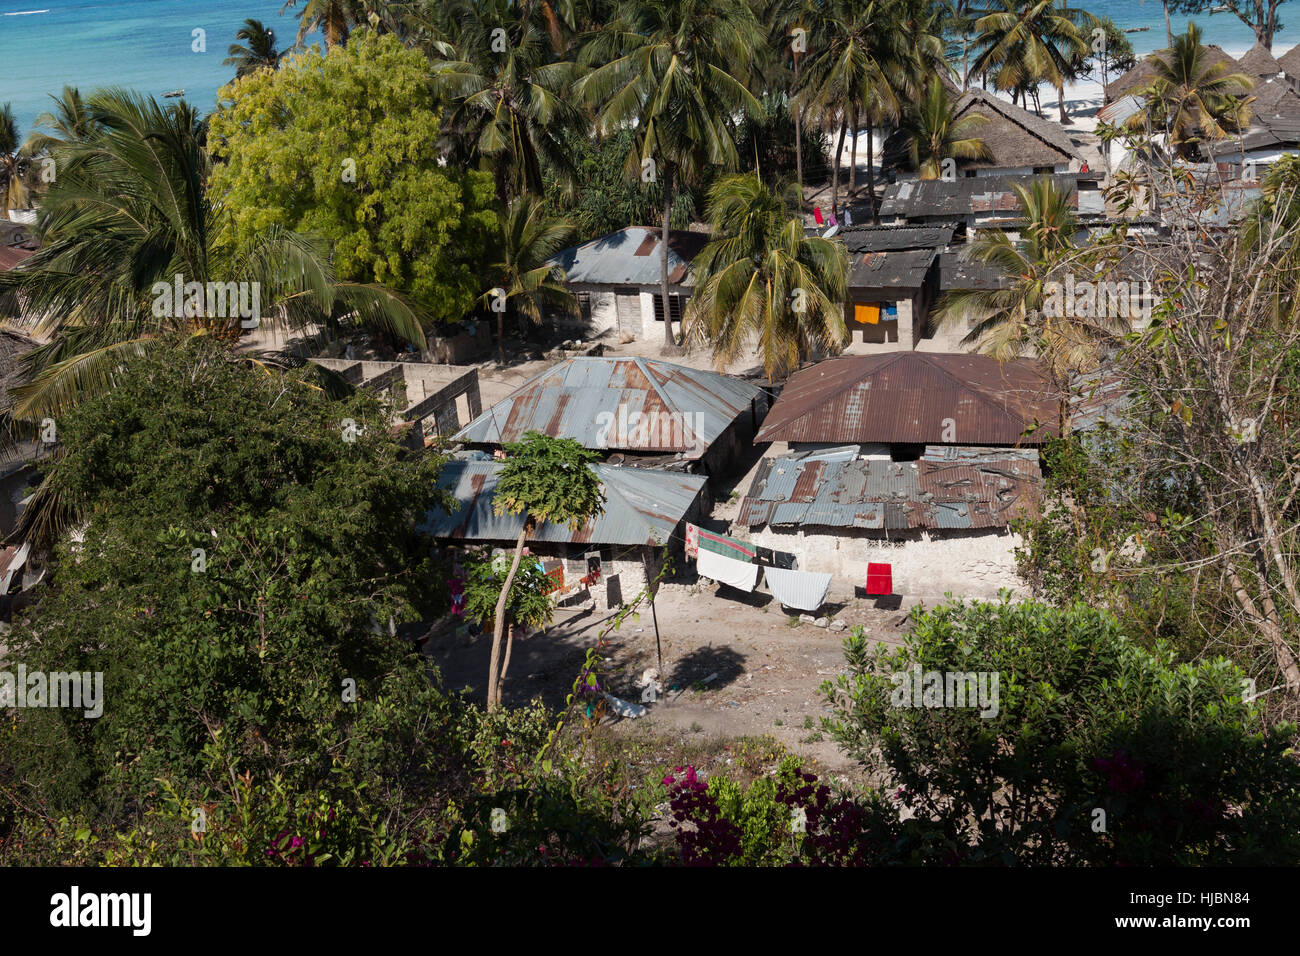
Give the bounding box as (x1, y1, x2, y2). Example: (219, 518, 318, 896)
(421, 460, 707, 546)
(548, 226, 707, 287)
(880, 173, 1103, 220)
(1097, 94, 1145, 126)
(849, 247, 936, 290)
(0, 245, 34, 272)
(755, 353, 1060, 445)
(455, 356, 764, 458)
(840, 224, 955, 253)
(737, 447, 1040, 531)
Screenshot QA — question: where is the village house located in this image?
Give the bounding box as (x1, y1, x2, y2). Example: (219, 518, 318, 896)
(731, 352, 1060, 599)
(309, 357, 483, 446)
(1278, 41, 1300, 90)
(454, 356, 769, 483)
(545, 226, 708, 342)
(1207, 77, 1300, 177)
(421, 457, 708, 612)
(878, 171, 1106, 240)
(839, 223, 952, 352)
(883, 88, 1088, 180)
(1104, 43, 1243, 103)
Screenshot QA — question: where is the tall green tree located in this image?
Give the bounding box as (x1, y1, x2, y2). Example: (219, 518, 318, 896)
(484, 431, 605, 710)
(479, 196, 578, 363)
(684, 173, 848, 382)
(0, 89, 427, 545)
(0, 103, 32, 213)
(1126, 22, 1254, 160)
(970, 0, 1093, 121)
(209, 31, 498, 321)
(576, 0, 764, 353)
(899, 77, 992, 180)
(429, 0, 581, 201)
(224, 19, 284, 78)
(932, 177, 1127, 377)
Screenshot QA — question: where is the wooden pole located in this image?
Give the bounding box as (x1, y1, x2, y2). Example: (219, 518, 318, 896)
(643, 553, 664, 675)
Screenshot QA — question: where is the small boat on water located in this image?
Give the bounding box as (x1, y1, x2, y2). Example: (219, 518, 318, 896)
(163, 89, 184, 99)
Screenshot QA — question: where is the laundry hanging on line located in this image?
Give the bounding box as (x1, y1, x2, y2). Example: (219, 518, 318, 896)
(754, 546, 798, 571)
(866, 562, 893, 596)
(763, 566, 832, 612)
(687, 523, 757, 561)
(697, 547, 760, 593)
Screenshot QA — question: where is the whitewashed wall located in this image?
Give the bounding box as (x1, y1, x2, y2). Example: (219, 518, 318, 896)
(742, 526, 1028, 601)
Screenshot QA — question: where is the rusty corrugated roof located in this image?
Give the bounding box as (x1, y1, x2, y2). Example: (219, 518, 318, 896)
(0, 245, 34, 272)
(455, 356, 765, 458)
(737, 446, 1040, 531)
(420, 459, 706, 546)
(754, 353, 1060, 446)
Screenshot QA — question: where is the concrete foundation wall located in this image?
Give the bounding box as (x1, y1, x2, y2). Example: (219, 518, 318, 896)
(741, 526, 1027, 601)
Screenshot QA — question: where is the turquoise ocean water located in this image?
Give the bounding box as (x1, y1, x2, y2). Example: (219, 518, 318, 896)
(0, 0, 302, 134)
(2, 0, 1300, 136)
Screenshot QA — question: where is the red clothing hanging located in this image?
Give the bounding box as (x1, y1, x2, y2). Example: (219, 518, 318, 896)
(865, 562, 893, 595)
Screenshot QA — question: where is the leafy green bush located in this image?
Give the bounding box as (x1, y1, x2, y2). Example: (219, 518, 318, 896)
(823, 597, 1300, 865)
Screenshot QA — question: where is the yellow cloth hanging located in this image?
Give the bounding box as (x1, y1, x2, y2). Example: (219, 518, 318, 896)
(854, 302, 881, 325)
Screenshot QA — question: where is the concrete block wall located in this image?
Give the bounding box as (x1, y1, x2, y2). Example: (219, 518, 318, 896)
(740, 526, 1027, 601)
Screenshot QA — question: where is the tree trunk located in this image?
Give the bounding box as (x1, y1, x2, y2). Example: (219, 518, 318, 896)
(1058, 83, 1068, 124)
(866, 119, 877, 223)
(1163, 1, 1173, 47)
(660, 164, 680, 354)
(496, 622, 516, 706)
(487, 525, 528, 710)
(794, 56, 804, 213)
(831, 119, 846, 218)
(848, 105, 859, 196)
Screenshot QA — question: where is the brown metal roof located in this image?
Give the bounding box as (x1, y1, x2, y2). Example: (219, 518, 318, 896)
(754, 353, 1061, 445)
(0, 245, 34, 272)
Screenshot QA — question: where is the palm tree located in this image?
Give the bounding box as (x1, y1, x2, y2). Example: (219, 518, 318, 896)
(970, 0, 1092, 122)
(1, 104, 32, 214)
(430, 0, 580, 202)
(899, 78, 992, 180)
(940, 0, 992, 88)
(684, 173, 848, 382)
(797, 0, 945, 219)
(0, 91, 428, 546)
(479, 196, 578, 363)
(932, 178, 1124, 377)
(0, 91, 426, 430)
(24, 87, 95, 157)
(800, 1, 900, 216)
(576, 0, 764, 354)
(280, 0, 359, 48)
(225, 19, 283, 78)
(1126, 23, 1254, 161)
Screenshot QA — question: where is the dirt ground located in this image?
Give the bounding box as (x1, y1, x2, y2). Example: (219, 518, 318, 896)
(421, 580, 919, 773)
